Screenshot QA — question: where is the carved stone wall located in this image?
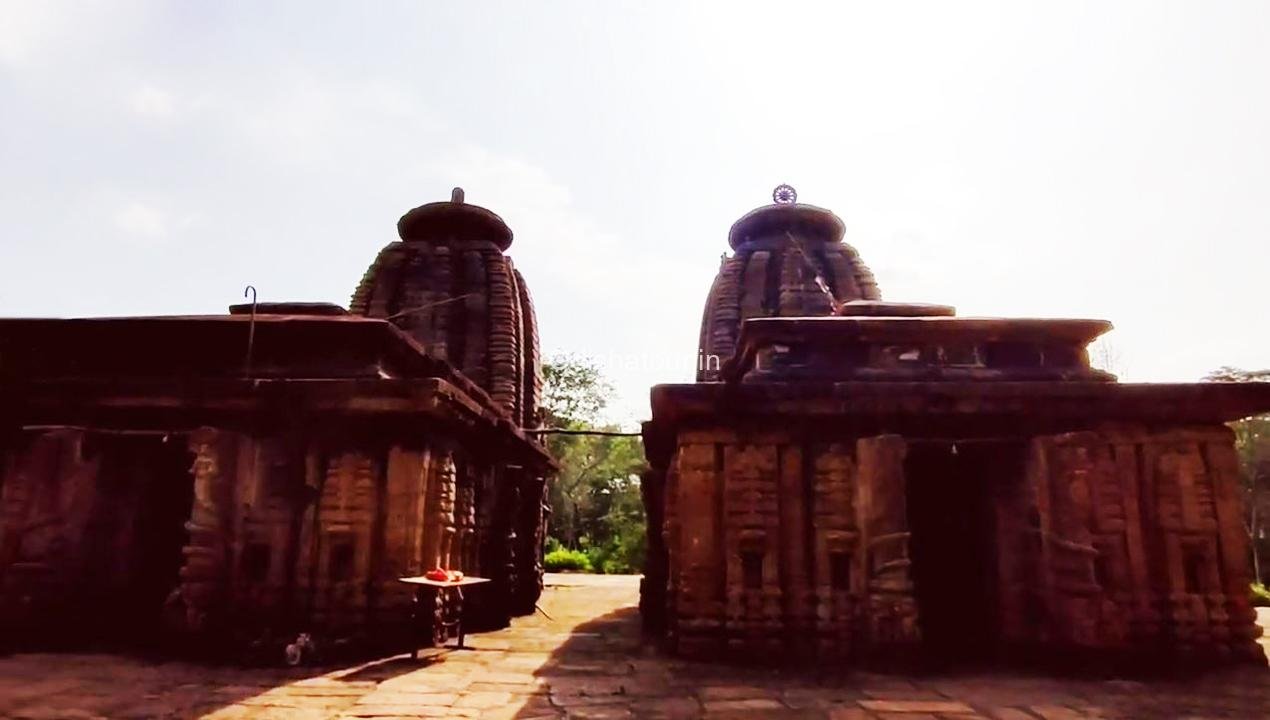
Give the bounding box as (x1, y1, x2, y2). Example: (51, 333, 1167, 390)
(303, 451, 381, 631)
(722, 441, 782, 655)
(377, 446, 432, 629)
(1003, 426, 1264, 664)
(511, 472, 547, 615)
(654, 423, 1261, 666)
(423, 450, 457, 572)
(466, 463, 506, 629)
(659, 431, 919, 662)
(667, 441, 722, 656)
(0, 422, 545, 653)
(179, 428, 236, 635)
(809, 443, 857, 658)
(477, 467, 518, 619)
(855, 436, 920, 657)
(455, 463, 477, 572)
(0, 431, 100, 636)
(639, 466, 668, 636)
(222, 436, 304, 629)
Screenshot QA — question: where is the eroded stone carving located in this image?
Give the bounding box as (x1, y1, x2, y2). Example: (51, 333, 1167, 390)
(644, 189, 1270, 668)
(0, 189, 553, 655)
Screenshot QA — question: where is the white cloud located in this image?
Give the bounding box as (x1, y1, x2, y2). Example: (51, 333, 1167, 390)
(205, 75, 445, 168)
(130, 84, 176, 120)
(113, 201, 166, 240)
(0, 1, 143, 69)
(3, 2, 1268, 418)
(0, 0, 62, 66)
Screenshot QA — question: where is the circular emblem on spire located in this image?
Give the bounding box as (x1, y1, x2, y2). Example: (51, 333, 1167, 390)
(772, 184, 798, 205)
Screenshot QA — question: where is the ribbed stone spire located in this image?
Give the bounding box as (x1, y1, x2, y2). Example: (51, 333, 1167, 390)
(351, 188, 541, 427)
(696, 188, 881, 380)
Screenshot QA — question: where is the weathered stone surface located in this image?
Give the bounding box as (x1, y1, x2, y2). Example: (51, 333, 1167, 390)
(0, 189, 553, 654)
(859, 700, 974, 714)
(0, 576, 1267, 719)
(645, 192, 1270, 668)
(697, 199, 880, 382)
(350, 189, 542, 430)
(454, 691, 515, 709)
(700, 698, 784, 712)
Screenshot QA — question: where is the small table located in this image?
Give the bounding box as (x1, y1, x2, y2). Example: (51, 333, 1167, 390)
(398, 575, 491, 658)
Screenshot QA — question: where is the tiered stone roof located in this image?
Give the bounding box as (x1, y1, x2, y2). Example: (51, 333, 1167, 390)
(351, 188, 542, 428)
(697, 193, 880, 380)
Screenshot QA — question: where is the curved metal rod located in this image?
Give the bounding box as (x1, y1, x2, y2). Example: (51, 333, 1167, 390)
(785, 230, 842, 313)
(385, 293, 478, 321)
(243, 284, 258, 377)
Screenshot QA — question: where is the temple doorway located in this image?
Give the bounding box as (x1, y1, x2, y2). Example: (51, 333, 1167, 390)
(905, 441, 1018, 666)
(78, 435, 195, 646)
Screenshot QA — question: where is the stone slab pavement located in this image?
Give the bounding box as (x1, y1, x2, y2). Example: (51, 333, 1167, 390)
(0, 574, 1268, 719)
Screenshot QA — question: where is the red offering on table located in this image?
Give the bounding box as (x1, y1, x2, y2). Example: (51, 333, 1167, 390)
(422, 568, 466, 583)
(398, 572, 492, 657)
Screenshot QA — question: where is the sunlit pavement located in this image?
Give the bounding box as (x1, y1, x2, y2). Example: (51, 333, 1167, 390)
(1, 575, 1268, 719)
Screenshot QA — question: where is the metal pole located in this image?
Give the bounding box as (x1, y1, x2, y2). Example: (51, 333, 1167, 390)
(243, 284, 257, 377)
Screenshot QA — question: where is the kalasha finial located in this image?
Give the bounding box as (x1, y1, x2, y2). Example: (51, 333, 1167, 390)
(772, 184, 797, 204)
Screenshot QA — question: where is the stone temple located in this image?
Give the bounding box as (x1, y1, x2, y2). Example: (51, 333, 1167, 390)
(3, 183, 1270, 673)
(641, 187, 1270, 668)
(0, 189, 552, 654)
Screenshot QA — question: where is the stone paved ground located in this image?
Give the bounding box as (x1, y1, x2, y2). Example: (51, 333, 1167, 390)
(1, 575, 1268, 719)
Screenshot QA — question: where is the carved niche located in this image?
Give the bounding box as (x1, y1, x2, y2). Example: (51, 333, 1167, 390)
(722, 443, 782, 654)
(810, 443, 858, 658)
(855, 435, 919, 655)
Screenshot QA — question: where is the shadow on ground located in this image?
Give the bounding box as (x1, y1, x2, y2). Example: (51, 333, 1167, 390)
(511, 577, 1270, 719)
(1, 576, 1269, 719)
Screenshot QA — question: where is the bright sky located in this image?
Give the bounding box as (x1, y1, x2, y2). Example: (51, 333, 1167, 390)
(2, 1, 1268, 426)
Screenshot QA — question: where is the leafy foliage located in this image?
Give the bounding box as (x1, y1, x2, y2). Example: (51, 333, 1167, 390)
(1252, 583, 1270, 608)
(1204, 367, 1270, 584)
(542, 354, 647, 574)
(544, 548, 592, 572)
(542, 354, 611, 428)
(1204, 367, 1270, 383)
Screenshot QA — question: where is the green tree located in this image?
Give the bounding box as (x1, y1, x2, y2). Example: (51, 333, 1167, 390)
(542, 354, 647, 573)
(1204, 367, 1270, 584)
(542, 356, 609, 428)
